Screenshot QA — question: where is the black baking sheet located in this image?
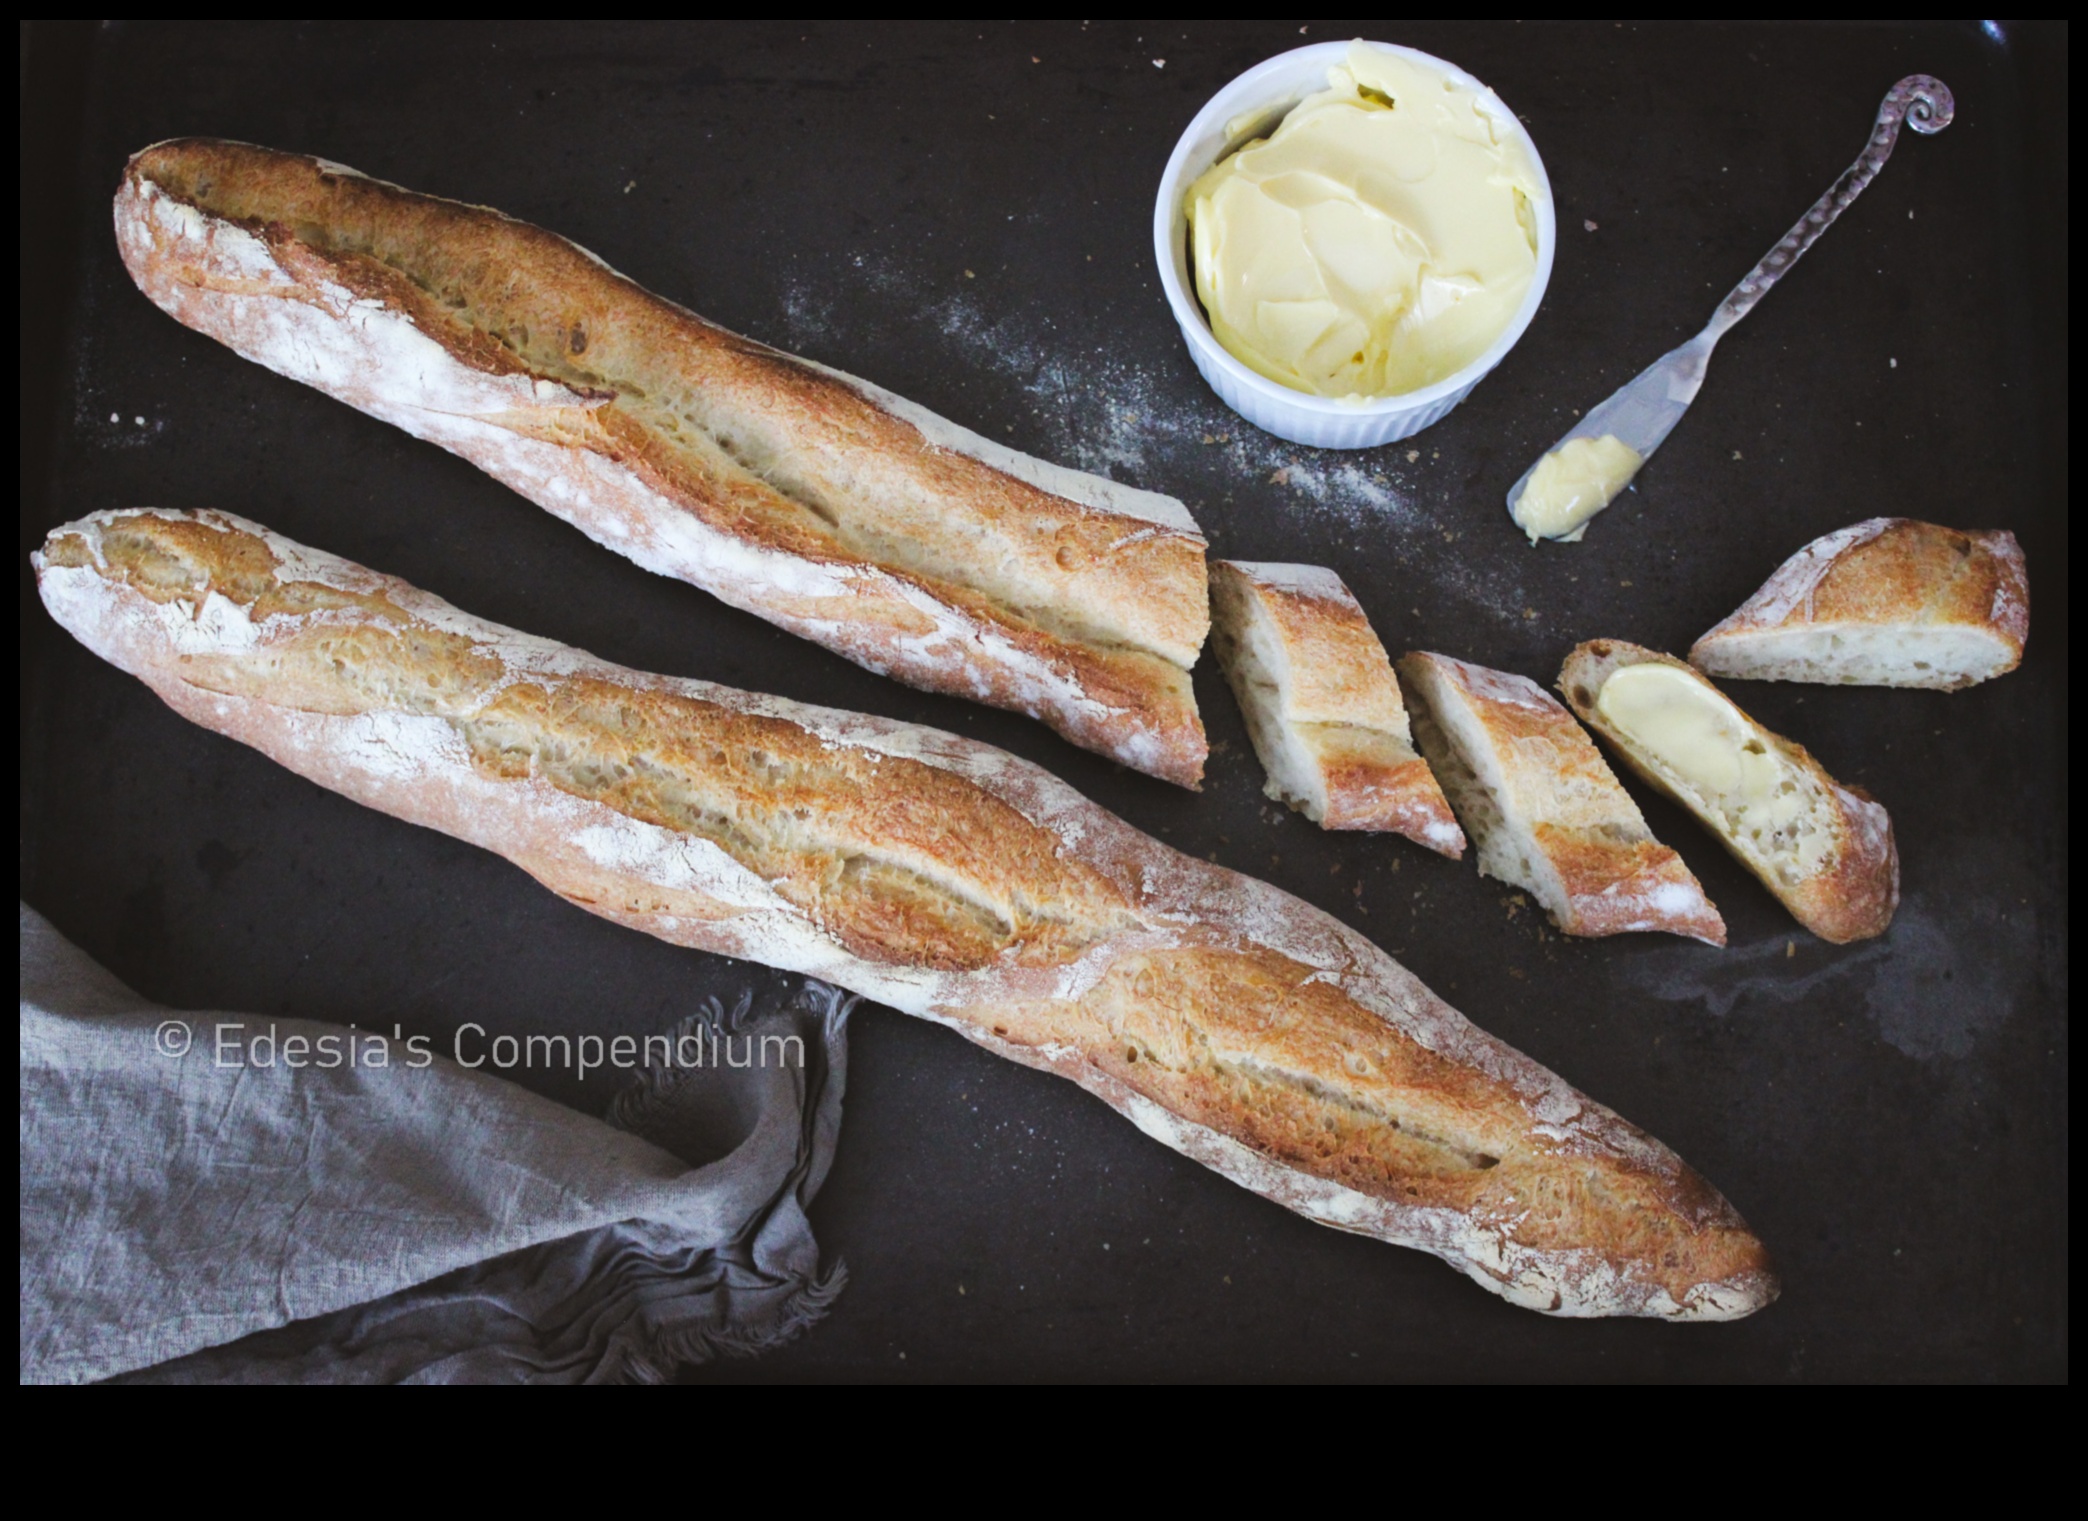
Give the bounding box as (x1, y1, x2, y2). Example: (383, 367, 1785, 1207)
(18, 21, 2067, 1381)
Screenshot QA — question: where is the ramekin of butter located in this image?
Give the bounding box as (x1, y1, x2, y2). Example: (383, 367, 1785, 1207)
(1155, 40, 1555, 450)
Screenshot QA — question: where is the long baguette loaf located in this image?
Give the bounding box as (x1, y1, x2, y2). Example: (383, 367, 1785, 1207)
(112, 139, 1212, 787)
(36, 508, 1776, 1320)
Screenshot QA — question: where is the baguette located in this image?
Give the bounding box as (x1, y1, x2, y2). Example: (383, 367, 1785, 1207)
(1207, 561, 1462, 855)
(1559, 640, 1898, 944)
(1397, 653, 1727, 946)
(1690, 518, 2028, 691)
(36, 508, 1776, 1320)
(112, 139, 1212, 787)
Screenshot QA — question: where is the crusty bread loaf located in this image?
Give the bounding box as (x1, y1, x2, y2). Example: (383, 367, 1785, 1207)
(1397, 652, 1726, 946)
(1560, 640, 1898, 944)
(36, 508, 1776, 1320)
(1690, 518, 2028, 691)
(112, 139, 1212, 786)
(1208, 561, 1462, 855)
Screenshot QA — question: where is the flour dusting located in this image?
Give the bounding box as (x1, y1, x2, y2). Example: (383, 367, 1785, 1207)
(775, 255, 1420, 528)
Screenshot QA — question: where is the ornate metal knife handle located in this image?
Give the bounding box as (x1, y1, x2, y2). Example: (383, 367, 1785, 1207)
(1710, 75, 1954, 336)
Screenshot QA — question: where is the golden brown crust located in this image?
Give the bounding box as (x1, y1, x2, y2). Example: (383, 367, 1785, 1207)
(1314, 751, 1453, 839)
(115, 138, 1211, 785)
(1398, 652, 1726, 945)
(36, 509, 1776, 1318)
(1803, 523, 2024, 635)
(1560, 641, 1898, 944)
(1208, 562, 1463, 855)
(1246, 577, 1409, 732)
(1690, 518, 2028, 690)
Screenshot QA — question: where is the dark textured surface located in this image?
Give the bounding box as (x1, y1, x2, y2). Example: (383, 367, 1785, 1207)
(19, 20, 2066, 1381)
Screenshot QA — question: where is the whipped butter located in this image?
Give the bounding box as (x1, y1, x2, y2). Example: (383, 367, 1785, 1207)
(1187, 42, 1542, 399)
(1513, 434, 1643, 542)
(1595, 663, 1827, 874)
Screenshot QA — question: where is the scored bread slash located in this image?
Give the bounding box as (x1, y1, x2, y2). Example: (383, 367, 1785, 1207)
(1396, 651, 1726, 945)
(1560, 640, 1898, 944)
(1208, 561, 1463, 856)
(35, 507, 1778, 1320)
(1690, 517, 2029, 691)
(112, 138, 1213, 787)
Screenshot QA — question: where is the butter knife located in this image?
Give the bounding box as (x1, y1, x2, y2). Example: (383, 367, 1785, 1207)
(1507, 74, 1954, 544)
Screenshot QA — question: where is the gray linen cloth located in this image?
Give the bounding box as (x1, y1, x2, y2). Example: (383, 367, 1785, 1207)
(19, 903, 851, 1384)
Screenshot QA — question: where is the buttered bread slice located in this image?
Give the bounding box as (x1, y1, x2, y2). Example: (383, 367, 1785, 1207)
(1397, 652, 1724, 945)
(1560, 641, 1898, 943)
(1210, 562, 1462, 855)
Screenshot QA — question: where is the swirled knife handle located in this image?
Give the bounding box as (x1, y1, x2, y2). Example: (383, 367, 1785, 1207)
(1710, 75, 1954, 336)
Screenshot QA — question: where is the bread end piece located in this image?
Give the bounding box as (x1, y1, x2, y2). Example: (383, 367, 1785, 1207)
(1561, 640, 1898, 944)
(1396, 652, 1725, 945)
(1690, 518, 2029, 691)
(1209, 562, 1464, 856)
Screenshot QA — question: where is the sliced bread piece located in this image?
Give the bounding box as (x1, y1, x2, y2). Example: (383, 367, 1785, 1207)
(1690, 518, 2028, 690)
(1396, 652, 1725, 945)
(1560, 640, 1898, 944)
(1209, 562, 1463, 856)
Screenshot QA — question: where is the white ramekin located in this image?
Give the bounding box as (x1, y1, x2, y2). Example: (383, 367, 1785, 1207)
(1154, 40, 1555, 450)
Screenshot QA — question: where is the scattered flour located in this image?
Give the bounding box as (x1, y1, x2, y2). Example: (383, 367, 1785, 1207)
(774, 253, 1420, 528)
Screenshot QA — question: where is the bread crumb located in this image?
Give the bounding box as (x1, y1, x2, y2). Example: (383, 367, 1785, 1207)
(1787, 940, 1796, 958)
(1584, 218, 1598, 232)
(1269, 467, 1291, 485)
